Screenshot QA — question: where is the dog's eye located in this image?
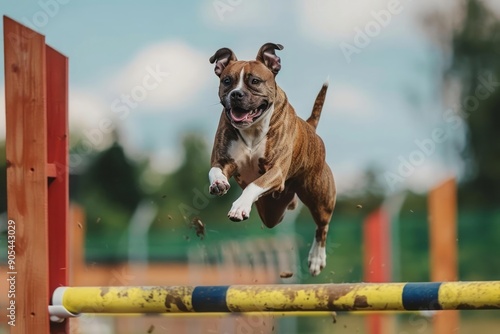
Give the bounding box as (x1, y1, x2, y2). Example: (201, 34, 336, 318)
(251, 78, 261, 85)
(222, 77, 232, 86)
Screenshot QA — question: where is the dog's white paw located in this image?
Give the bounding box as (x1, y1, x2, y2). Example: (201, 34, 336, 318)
(227, 184, 266, 221)
(209, 179, 230, 196)
(227, 199, 251, 221)
(308, 239, 326, 276)
(208, 167, 230, 196)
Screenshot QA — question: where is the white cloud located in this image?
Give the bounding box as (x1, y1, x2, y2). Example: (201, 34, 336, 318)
(1, 86, 112, 149)
(148, 148, 184, 175)
(69, 89, 117, 150)
(329, 85, 375, 118)
(109, 41, 209, 111)
(403, 160, 454, 193)
(297, 0, 390, 41)
(69, 89, 108, 130)
(325, 149, 457, 196)
(1, 86, 110, 145)
(200, 0, 270, 28)
(382, 158, 456, 194)
(296, 0, 461, 44)
(334, 163, 370, 197)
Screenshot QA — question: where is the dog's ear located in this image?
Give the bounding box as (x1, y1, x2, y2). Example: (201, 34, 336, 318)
(209, 48, 237, 77)
(256, 43, 284, 75)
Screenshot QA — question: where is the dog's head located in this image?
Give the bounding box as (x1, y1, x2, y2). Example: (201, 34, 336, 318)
(209, 43, 283, 129)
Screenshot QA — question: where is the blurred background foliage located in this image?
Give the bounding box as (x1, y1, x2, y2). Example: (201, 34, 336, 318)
(451, 0, 500, 208)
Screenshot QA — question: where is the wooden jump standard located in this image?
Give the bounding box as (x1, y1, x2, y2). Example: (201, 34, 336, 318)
(4, 16, 69, 334)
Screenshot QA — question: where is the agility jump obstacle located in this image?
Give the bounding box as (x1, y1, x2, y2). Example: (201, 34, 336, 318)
(3, 16, 500, 334)
(49, 281, 500, 320)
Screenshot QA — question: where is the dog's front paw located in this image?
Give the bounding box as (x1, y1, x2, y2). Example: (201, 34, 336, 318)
(208, 167, 230, 196)
(227, 199, 251, 221)
(209, 179, 230, 196)
(308, 239, 326, 276)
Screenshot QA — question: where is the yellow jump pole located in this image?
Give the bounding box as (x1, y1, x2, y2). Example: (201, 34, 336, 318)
(49, 281, 500, 320)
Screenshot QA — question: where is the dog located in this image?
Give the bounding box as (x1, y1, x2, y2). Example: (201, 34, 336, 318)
(208, 43, 336, 276)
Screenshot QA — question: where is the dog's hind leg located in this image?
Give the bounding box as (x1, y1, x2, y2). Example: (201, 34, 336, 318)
(297, 165, 336, 276)
(255, 189, 297, 228)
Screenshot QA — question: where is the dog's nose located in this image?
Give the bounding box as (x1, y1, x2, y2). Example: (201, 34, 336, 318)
(230, 90, 244, 100)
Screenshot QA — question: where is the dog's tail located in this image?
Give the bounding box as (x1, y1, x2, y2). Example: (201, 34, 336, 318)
(306, 81, 329, 130)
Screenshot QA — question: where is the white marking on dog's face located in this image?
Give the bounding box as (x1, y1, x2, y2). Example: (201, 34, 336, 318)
(308, 238, 326, 276)
(222, 65, 273, 131)
(226, 68, 245, 104)
(228, 183, 268, 221)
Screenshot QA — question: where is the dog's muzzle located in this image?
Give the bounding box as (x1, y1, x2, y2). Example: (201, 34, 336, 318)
(224, 90, 269, 126)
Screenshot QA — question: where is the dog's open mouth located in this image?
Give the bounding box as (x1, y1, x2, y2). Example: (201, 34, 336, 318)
(229, 101, 269, 124)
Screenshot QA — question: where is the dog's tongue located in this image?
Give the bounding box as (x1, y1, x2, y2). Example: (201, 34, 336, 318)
(230, 110, 250, 122)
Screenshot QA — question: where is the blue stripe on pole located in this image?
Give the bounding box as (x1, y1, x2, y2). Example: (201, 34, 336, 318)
(402, 282, 442, 310)
(192, 286, 230, 312)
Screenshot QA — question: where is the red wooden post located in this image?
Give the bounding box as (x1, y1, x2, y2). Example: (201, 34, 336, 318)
(4, 16, 69, 334)
(4, 16, 51, 333)
(428, 178, 459, 334)
(363, 208, 392, 334)
(46, 45, 70, 334)
(364, 208, 391, 283)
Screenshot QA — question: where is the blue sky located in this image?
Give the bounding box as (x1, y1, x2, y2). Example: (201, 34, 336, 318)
(2, 0, 486, 195)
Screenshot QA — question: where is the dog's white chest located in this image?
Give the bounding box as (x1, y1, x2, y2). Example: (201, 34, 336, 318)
(228, 135, 267, 186)
(227, 105, 273, 186)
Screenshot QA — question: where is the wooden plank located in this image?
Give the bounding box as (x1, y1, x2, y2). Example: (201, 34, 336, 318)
(46, 163, 57, 178)
(46, 45, 69, 334)
(4, 16, 50, 333)
(428, 178, 459, 334)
